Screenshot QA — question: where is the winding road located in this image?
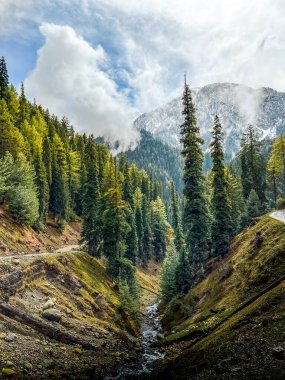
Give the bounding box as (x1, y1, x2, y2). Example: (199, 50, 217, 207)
(269, 210, 285, 223)
(0, 245, 81, 261)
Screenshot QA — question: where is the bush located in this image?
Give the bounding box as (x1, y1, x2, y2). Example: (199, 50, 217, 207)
(276, 198, 285, 210)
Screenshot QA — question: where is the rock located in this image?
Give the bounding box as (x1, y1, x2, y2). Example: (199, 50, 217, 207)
(42, 359, 55, 369)
(272, 346, 284, 360)
(5, 333, 16, 342)
(42, 308, 62, 322)
(42, 299, 55, 311)
(23, 363, 33, 371)
(0, 323, 8, 332)
(6, 361, 14, 368)
(157, 333, 164, 339)
(2, 368, 15, 376)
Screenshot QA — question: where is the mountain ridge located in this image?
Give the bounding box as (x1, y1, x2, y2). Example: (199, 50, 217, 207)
(134, 82, 285, 159)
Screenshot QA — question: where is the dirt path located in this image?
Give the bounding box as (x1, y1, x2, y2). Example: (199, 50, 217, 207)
(0, 244, 81, 261)
(269, 209, 285, 223)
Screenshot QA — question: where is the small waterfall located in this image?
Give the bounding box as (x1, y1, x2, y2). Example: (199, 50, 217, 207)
(140, 302, 165, 373)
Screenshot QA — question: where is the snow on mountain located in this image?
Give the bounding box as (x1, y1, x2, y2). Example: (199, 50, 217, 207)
(134, 83, 285, 159)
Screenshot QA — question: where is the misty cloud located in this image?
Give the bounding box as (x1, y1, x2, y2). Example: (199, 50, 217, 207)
(25, 23, 139, 150)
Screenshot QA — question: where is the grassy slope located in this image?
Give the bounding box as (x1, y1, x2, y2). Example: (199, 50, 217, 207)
(0, 207, 81, 255)
(0, 252, 141, 378)
(154, 215, 285, 379)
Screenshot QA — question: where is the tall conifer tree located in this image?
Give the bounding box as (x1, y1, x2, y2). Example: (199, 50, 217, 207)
(0, 57, 9, 101)
(180, 77, 209, 269)
(81, 139, 102, 257)
(210, 116, 232, 257)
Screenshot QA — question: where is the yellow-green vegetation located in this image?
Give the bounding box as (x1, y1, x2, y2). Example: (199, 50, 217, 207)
(159, 280, 285, 379)
(161, 215, 285, 343)
(137, 260, 161, 309)
(0, 209, 81, 254)
(12, 252, 138, 334)
(152, 215, 285, 378)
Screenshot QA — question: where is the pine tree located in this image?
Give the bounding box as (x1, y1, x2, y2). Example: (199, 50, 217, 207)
(125, 210, 138, 264)
(141, 195, 152, 263)
(150, 197, 168, 262)
(267, 135, 285, 201)
(175, 247, 192, 294)
(0, 57, 9, 101)
(81, 139, 102, 257)
(161, 242, 179, 300)
(135, 205, 144, 261)
(239, 125, 266, 205)
(170, 181, 183, 252)
(102, 185, 131, 278)
(0, 100, 25, 158)
(49, 134, 69, 224)
(226, 168, 246, 233)
(6, 153, 39, 225)
(247, 189, 262, 220)
(210, 116, 232, 257)
(34, 154, 49, 223)
(180, 77, 209, 268)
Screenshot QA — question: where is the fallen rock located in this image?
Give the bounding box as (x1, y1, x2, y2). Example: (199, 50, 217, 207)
(23, 362, 33, 371)
(42, 359, 55, 369)
(42, 299, 55, 311)
(5, 333, 17, 342)
(0, 323, 8, 332)
(272, 346, 284, 360)
(42, 308, 62, 322)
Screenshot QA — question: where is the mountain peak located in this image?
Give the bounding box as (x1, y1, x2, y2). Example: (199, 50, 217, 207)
(134, 82, 285, 158)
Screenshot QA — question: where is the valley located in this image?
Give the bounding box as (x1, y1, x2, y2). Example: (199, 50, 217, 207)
(1, 15, 285, 378)
(0, 213, 163, 379)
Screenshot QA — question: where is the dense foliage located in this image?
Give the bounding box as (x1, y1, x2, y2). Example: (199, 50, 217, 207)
(0, 57, 170, 319)
(161, 79, 282, 300)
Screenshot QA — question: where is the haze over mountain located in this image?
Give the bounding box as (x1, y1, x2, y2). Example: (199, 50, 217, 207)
(134, 83, 285, 159)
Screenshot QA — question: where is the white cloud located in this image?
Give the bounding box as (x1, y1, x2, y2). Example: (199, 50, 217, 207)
(86, 0, 285, 110)
(2, 0, 285, 117)
(25, 23, 139, 150)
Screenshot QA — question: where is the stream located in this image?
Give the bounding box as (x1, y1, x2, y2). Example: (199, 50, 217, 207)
(105, 301, 165, 379)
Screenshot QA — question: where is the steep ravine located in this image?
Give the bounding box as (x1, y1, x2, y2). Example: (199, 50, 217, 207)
(148, 215, 285, 379)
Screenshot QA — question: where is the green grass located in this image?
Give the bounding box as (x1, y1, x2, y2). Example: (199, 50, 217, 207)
(161, 215, 285, 345)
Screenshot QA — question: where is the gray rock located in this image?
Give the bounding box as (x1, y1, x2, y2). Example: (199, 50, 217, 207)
(42, 359, 55, 369)
(272, 346, 284, 360)
(5, 333, 17, 342)
(23, 362, 33, 371)
(0, 323, 8, 332)
(42, 308, 62, 322)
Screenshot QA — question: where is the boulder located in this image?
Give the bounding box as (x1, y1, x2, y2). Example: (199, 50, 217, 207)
(5, 333, 17, 342)
(272, 346, 284, 360)
(42, 299, 55, 311)
(42, 308, 62, 322)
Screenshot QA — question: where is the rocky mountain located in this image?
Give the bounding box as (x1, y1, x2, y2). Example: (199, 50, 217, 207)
(134, 83, 285, 160)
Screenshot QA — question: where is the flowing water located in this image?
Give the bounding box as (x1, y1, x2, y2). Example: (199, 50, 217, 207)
(105, 301, 165, 379)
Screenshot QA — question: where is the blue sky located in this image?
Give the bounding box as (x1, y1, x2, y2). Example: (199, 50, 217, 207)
(1, 0, 285, 146)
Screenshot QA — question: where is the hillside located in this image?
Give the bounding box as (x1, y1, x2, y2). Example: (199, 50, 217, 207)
(124, 130, 184, 197)
(152, 215, 285, 379)
(134, 83, 285, 160)
(0, 208, 81, 256)
(0, 212, 164, 379)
